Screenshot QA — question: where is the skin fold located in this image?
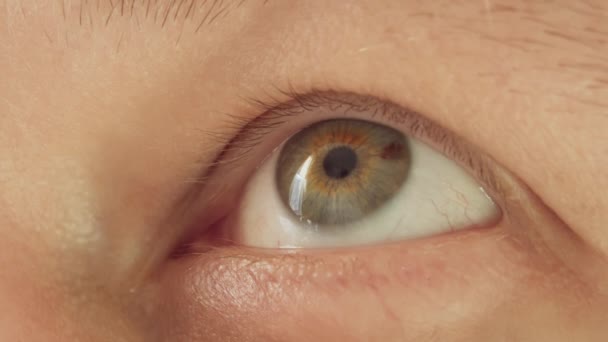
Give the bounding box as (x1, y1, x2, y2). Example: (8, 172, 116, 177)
(0, 0, 607, 341)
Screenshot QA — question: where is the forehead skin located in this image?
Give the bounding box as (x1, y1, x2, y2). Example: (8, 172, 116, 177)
(0, 0, 607, 340)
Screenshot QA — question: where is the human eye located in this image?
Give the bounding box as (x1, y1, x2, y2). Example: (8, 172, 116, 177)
(193, 92, 502, 249)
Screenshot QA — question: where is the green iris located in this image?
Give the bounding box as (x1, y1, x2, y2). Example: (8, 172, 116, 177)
(276, 119, 411, 226)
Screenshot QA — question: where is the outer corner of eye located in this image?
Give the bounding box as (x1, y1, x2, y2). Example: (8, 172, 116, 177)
(220, 118, 501, 249)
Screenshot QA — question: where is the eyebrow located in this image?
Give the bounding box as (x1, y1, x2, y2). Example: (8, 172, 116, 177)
(63, 0, 247, 30)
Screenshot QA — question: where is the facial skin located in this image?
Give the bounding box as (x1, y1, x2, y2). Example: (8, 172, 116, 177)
(0, 0, 607, 341)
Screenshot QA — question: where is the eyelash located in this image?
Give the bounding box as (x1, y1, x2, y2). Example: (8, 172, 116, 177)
(172, 88, 508, 255)
(204, 89, 501, 195)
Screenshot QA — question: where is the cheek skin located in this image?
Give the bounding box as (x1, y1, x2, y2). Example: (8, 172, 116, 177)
(156, 226, 597, 342)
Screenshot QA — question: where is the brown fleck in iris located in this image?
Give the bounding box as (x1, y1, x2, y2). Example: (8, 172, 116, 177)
(276, 119, 410, 226)
(380, 142, 404, 159)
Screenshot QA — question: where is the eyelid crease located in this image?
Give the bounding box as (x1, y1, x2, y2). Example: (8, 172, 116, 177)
(199, 90, 505, 204)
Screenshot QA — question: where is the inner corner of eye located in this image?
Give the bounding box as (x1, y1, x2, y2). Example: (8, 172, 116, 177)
(227, 118, 500, 249)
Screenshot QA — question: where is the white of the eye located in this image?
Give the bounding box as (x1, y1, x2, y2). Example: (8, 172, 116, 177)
(232, 136, 499, 248)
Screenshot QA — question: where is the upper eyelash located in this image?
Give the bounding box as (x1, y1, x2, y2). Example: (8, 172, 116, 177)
(194, 88, 504, 206)
(213, 90, 410, 163)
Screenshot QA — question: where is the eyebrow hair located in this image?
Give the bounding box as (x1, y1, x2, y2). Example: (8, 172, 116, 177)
(60, 0, 248, 31)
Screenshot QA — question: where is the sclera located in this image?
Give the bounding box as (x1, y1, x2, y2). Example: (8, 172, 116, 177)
(230, 122, 500, 249)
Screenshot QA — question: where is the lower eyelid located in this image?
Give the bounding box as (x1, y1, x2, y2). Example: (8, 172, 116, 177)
(161, 227, 544, 340)
(178, 226, 520, 292)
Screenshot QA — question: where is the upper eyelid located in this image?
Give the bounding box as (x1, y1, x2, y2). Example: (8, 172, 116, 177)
(199, 90, 505, 200)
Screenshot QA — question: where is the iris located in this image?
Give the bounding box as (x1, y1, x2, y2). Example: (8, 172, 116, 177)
(276, 119, 410, 226)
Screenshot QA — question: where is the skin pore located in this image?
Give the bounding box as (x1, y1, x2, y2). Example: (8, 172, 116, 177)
(0, 0, 607, 341)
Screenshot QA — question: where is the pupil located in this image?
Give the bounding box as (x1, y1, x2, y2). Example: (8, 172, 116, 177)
(323, 146, 358, 179)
